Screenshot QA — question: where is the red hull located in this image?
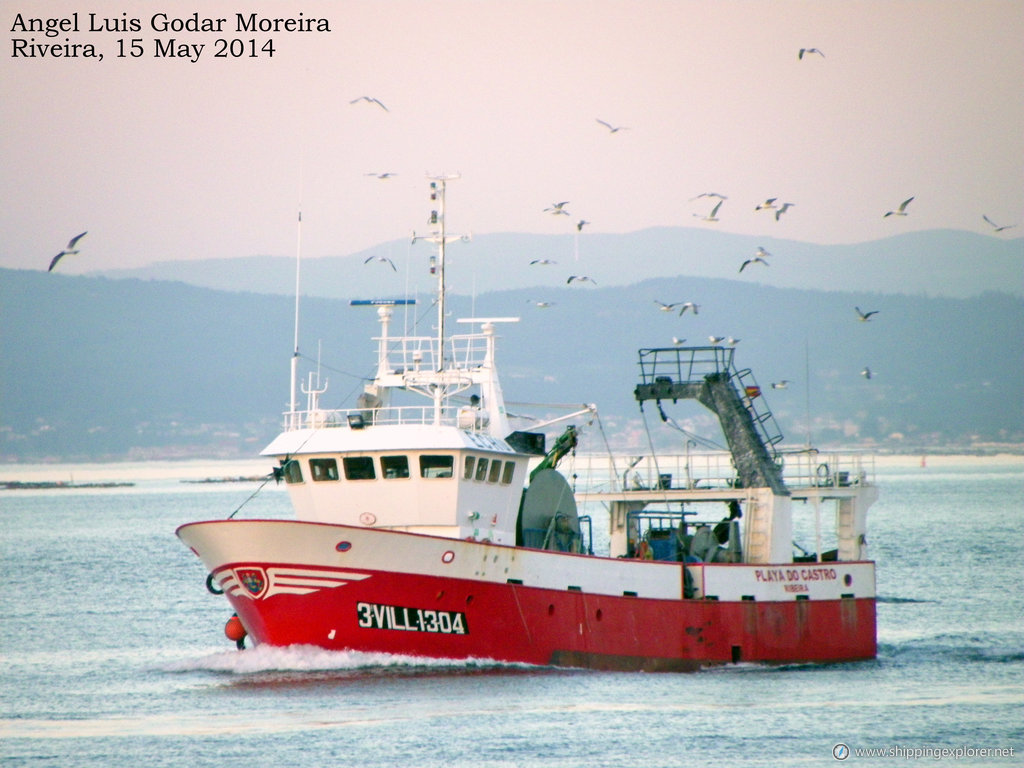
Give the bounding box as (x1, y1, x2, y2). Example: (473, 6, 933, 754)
(222, 563, 875, 671)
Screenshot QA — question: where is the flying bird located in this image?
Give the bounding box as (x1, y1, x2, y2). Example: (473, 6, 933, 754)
(982, 214, 1016, 233)
(690, 192, 728, 201)
(595, 119, 628, 133)
(567, 275, 597, 285)
(678, 302, 700, 316)
(350, 95, 388, 111)
(884, 197, 914, 217)
(528, 300, 555, 308)
(694, 199, 724, 222)
(576, 219, 590, 231)
(544, 201, 571, 216)
(654, 301, 682, 312)
(856, 307, 880, 322)
(365, 172, 397, 179)
(740, 247, 771, 272)
(798, 48, 825, 59)
(530, 258, 557, 266)
(755, 198, 778, 211)
(364, 255, 397, 271)
(48, 231, 87, 272)
(771, 380, 791, 389)
(774, 202, 795, 221)
(861, 367, 873, 380)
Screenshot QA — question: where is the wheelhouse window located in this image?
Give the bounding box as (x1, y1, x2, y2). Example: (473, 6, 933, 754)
(381, 455, 410, 479)
(501, 461, 516, 485)
(463, 456, 476, 480)
(474, 458, 489, 482)
(309, 458, 339, 482)
(343, 456, 376, 480)
(280, 459, 303, 484)
(488, 459, 503, 483)
(420, 455, 454, 478)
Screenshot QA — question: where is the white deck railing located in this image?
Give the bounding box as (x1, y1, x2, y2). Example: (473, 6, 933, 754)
(378, 332, 491, 375)
(564, 449, 875, 494)
(283, 404, 492, 432)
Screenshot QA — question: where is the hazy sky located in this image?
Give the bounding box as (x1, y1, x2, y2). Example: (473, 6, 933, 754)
(2, 0, 1022, 273)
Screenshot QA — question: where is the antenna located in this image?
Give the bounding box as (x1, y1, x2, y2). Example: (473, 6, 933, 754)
(289, 208, 303, 430)
(411, 174, 470, 420)
(412, 174, 463, 369)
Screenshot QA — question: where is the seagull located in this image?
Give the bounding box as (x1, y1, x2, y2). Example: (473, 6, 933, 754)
(856, 307, 880, 322)
(528, 300, 556, 308)
(694, 199, 723, 222)
(48, 231, 87, 272)
(365, 172, 397, 179)
(530, 258, 557, 266)
(596, 119, 628, 133)
(654, 301, 682, 312)
(567, 275, 597, 285)
(350, 95, 388, 111)
(774, 202, 795, 221)
(672, 336, 687, 346)
(690, 192, 728, 201)
(982, 214, 1016, 233)
(576, 219, 590, 231)
(708, 336, 725, 345)
(364, 255, 397, 271)
(678, 302, 700, 316)
(771, 380, 791, 389)
(726, 337, 741, 346)
(798, 48, 825, 59)
(861, 367, 873, 380)
(755, 198, 778, 211)
(740, 247, 771, 272)
(544, 201, 571, 216)
(884, 197, 914, 217)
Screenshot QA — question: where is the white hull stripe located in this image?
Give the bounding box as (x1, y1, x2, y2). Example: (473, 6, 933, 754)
(213, 566, 371, 600)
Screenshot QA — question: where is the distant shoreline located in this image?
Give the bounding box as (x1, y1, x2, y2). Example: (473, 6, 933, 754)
(1, 452, 1020, 486)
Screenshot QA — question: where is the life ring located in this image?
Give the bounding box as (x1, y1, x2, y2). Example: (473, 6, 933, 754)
(205, 572, 224, 595)
(816, 463, 831, 484)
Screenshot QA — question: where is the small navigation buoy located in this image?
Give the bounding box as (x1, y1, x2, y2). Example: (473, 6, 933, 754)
(224, 614, 247, 649)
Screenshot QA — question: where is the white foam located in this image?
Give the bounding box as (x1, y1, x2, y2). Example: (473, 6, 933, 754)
(164, 643, 530, 674)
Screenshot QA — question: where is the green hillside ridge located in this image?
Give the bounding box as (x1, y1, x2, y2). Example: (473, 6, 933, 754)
(2, 267, 1021, 462)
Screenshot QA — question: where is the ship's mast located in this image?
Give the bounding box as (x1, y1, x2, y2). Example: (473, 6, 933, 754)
(412, 173, 469, 421)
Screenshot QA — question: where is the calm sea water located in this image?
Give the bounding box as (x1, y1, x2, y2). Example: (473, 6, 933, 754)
(2, 459, 1022, 767)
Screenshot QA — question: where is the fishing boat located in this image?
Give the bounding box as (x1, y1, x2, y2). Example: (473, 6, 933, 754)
(177, 176, 878, 670)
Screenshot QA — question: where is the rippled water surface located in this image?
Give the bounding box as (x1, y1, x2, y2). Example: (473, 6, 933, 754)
(2, 459, 1022, 767)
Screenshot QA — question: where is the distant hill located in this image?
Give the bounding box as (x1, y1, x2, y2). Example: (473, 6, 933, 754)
(95, 227, 1024, 300)
(2, 267, 1022, 462)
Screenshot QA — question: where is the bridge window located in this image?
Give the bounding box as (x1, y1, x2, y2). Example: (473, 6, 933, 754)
(501, 461, 516, 485)
(464, 456, 476, 480)
(381, 455, 410, 479)
(475, 458, 489, 481)
(420, 455, 454, 478)
(342, 456, 376, 480)
(488, 460, 502, 483)
(309, 458, 339, 482)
